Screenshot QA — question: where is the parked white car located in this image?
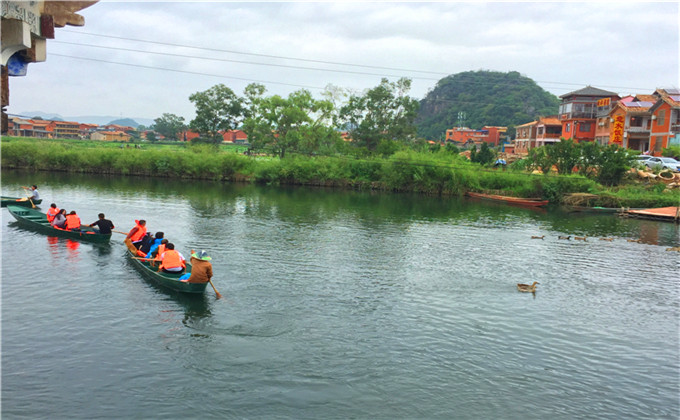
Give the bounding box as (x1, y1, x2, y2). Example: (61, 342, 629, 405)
(645, 157, 680, 172)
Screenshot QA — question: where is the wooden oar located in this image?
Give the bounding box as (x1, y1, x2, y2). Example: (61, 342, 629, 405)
(208, 279, 222, 299)
(112, 230, 128, 235)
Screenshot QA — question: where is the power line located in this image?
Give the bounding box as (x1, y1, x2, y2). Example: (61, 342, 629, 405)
(52, 40, 441, 81)
(60, 30, 656, 93)
(50, 53, 329, 91)
(61, 30, 447, 76)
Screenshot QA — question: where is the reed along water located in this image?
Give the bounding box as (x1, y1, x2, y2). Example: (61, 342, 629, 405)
(2, 170, 678, 419)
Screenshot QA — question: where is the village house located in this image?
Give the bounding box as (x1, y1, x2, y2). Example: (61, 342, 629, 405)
(445, 126, 507, 147)
(558, 86, 620, 143)
(512, 116, 561, 153)
(608, 96, 655, 153)
(91, 130, 131, 142)
(649, 88, 680, 155)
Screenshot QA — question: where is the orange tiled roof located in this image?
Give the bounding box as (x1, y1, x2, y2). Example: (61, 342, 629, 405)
(515, 120, 537, 128)
(538, 117, 561, 125)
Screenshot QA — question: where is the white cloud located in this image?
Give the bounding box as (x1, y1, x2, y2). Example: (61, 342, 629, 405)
(6, 1, 678, 123)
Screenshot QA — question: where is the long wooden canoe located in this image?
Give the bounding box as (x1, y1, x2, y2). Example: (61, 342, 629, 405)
(466, 192, 549, 207)
(125, 247, 207, 294)
(6, 205, 112, 243)
(1, 196, 43, 207)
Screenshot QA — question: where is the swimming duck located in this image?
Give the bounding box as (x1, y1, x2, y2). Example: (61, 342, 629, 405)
(574, 236, 587, 241)
(531, 235, 544, 239)
(599, 237, 614, 241)
(517, 281, 539, 293)
(558, 235, 571, 240)
(627, 239, 642, 243)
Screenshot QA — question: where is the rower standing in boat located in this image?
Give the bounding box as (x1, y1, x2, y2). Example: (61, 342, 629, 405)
(180, 250, 213, 283)
(89, 213, 115, 235)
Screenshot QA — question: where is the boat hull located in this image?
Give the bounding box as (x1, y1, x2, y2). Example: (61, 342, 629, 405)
(126, 248, 207, 294)
(1, 196, 43, 207)
(466, 192, 549, 207)
(6, 205, 111, 243)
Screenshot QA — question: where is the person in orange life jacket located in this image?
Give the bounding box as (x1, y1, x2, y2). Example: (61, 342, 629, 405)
(51, 209, 67, 229)
(149, 239, 168, 267)
(157, 243, 185, 273)
(180, 250, 213, 283)
(89, 213, 115, 235)
(65, 211, 82, 231)
(126, 220, 147, 249)
(46, 203, 60, 223)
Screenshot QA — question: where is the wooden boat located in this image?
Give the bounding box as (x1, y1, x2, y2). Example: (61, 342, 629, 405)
(564, 205, 644, 213)
(623, 206, 680, 223)
(466, 192, 549, 207)
(125, 247, 207, 294)
(6, 205, 111, 243)
(1, 196, 43, 207)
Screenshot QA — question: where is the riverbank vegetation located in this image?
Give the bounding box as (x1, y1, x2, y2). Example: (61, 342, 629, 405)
(3, 136, 678, 207)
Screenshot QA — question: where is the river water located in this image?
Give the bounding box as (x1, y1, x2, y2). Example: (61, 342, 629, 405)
(2, 170, 679, 419)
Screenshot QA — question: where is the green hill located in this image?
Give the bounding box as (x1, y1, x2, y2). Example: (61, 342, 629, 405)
(108, 118, 141, 128)
(416, 70, 560, 140)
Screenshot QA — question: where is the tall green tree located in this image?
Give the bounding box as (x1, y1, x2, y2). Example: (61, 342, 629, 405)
(338, 78, 420, 151)
(552, 138, 580, 175)
(189, 84, 245, 143)
(243, 88, 340, 158)
(152, 113, 186, 141)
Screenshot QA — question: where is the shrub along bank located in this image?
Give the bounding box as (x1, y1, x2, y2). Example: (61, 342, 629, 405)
(2, 138, 677, 207)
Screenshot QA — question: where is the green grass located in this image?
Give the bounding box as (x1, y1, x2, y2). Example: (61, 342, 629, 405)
(2, 136, 678, 207)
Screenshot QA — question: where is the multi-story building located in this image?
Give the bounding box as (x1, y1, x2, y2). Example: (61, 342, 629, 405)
(513, 120, 537, 154)
(445, 126, 507, 147)
(608, 98, 654, 152)
(649, 89, 680, 155)
(559, 86, 620, 143)
(534, 116, 562, 148)
(52, 120, 80, 138)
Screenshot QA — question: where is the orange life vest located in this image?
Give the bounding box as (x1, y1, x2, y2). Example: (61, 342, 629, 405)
(65, 214, 81, 230)
(46, 207, 60, 222)
(160, 250, 185, 270)
(154, 244, 167, 261)
(128, 221, 147, 242)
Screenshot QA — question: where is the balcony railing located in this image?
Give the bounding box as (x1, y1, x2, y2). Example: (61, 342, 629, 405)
(671, 123, 680, 133)
(537, 133, 561, 139)
(626, 126, 650, 133)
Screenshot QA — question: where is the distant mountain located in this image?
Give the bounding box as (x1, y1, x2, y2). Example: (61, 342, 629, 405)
(416, 70, 561, 139)
(16, 111, 155, 127)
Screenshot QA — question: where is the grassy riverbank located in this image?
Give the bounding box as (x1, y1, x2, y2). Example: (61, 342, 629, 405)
(2, 137, 678, 207)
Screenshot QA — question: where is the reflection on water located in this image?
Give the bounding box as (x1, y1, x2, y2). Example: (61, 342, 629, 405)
(2, 169, 679, 419)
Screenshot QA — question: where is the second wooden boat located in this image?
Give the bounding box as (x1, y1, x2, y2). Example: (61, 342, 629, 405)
(6, 205, 111, 243)
(1, 196, 43, 207)
(466, 192, 549, 207)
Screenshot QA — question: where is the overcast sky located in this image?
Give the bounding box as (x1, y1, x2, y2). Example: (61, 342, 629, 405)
(7, 1, 679, 124)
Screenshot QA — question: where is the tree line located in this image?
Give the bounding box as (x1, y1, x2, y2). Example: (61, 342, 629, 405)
(149, 78, 420, 158)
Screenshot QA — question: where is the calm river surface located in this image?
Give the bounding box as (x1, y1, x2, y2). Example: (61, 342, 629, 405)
(2, 170, 679, 419)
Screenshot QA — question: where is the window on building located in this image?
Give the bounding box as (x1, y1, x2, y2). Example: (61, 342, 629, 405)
(580, 123, 591, 132)
(566, 123, 571, 132)
(657, 110, 665, 126)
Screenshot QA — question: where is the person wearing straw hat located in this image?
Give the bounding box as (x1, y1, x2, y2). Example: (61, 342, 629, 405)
(180, 249, 213, 283)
